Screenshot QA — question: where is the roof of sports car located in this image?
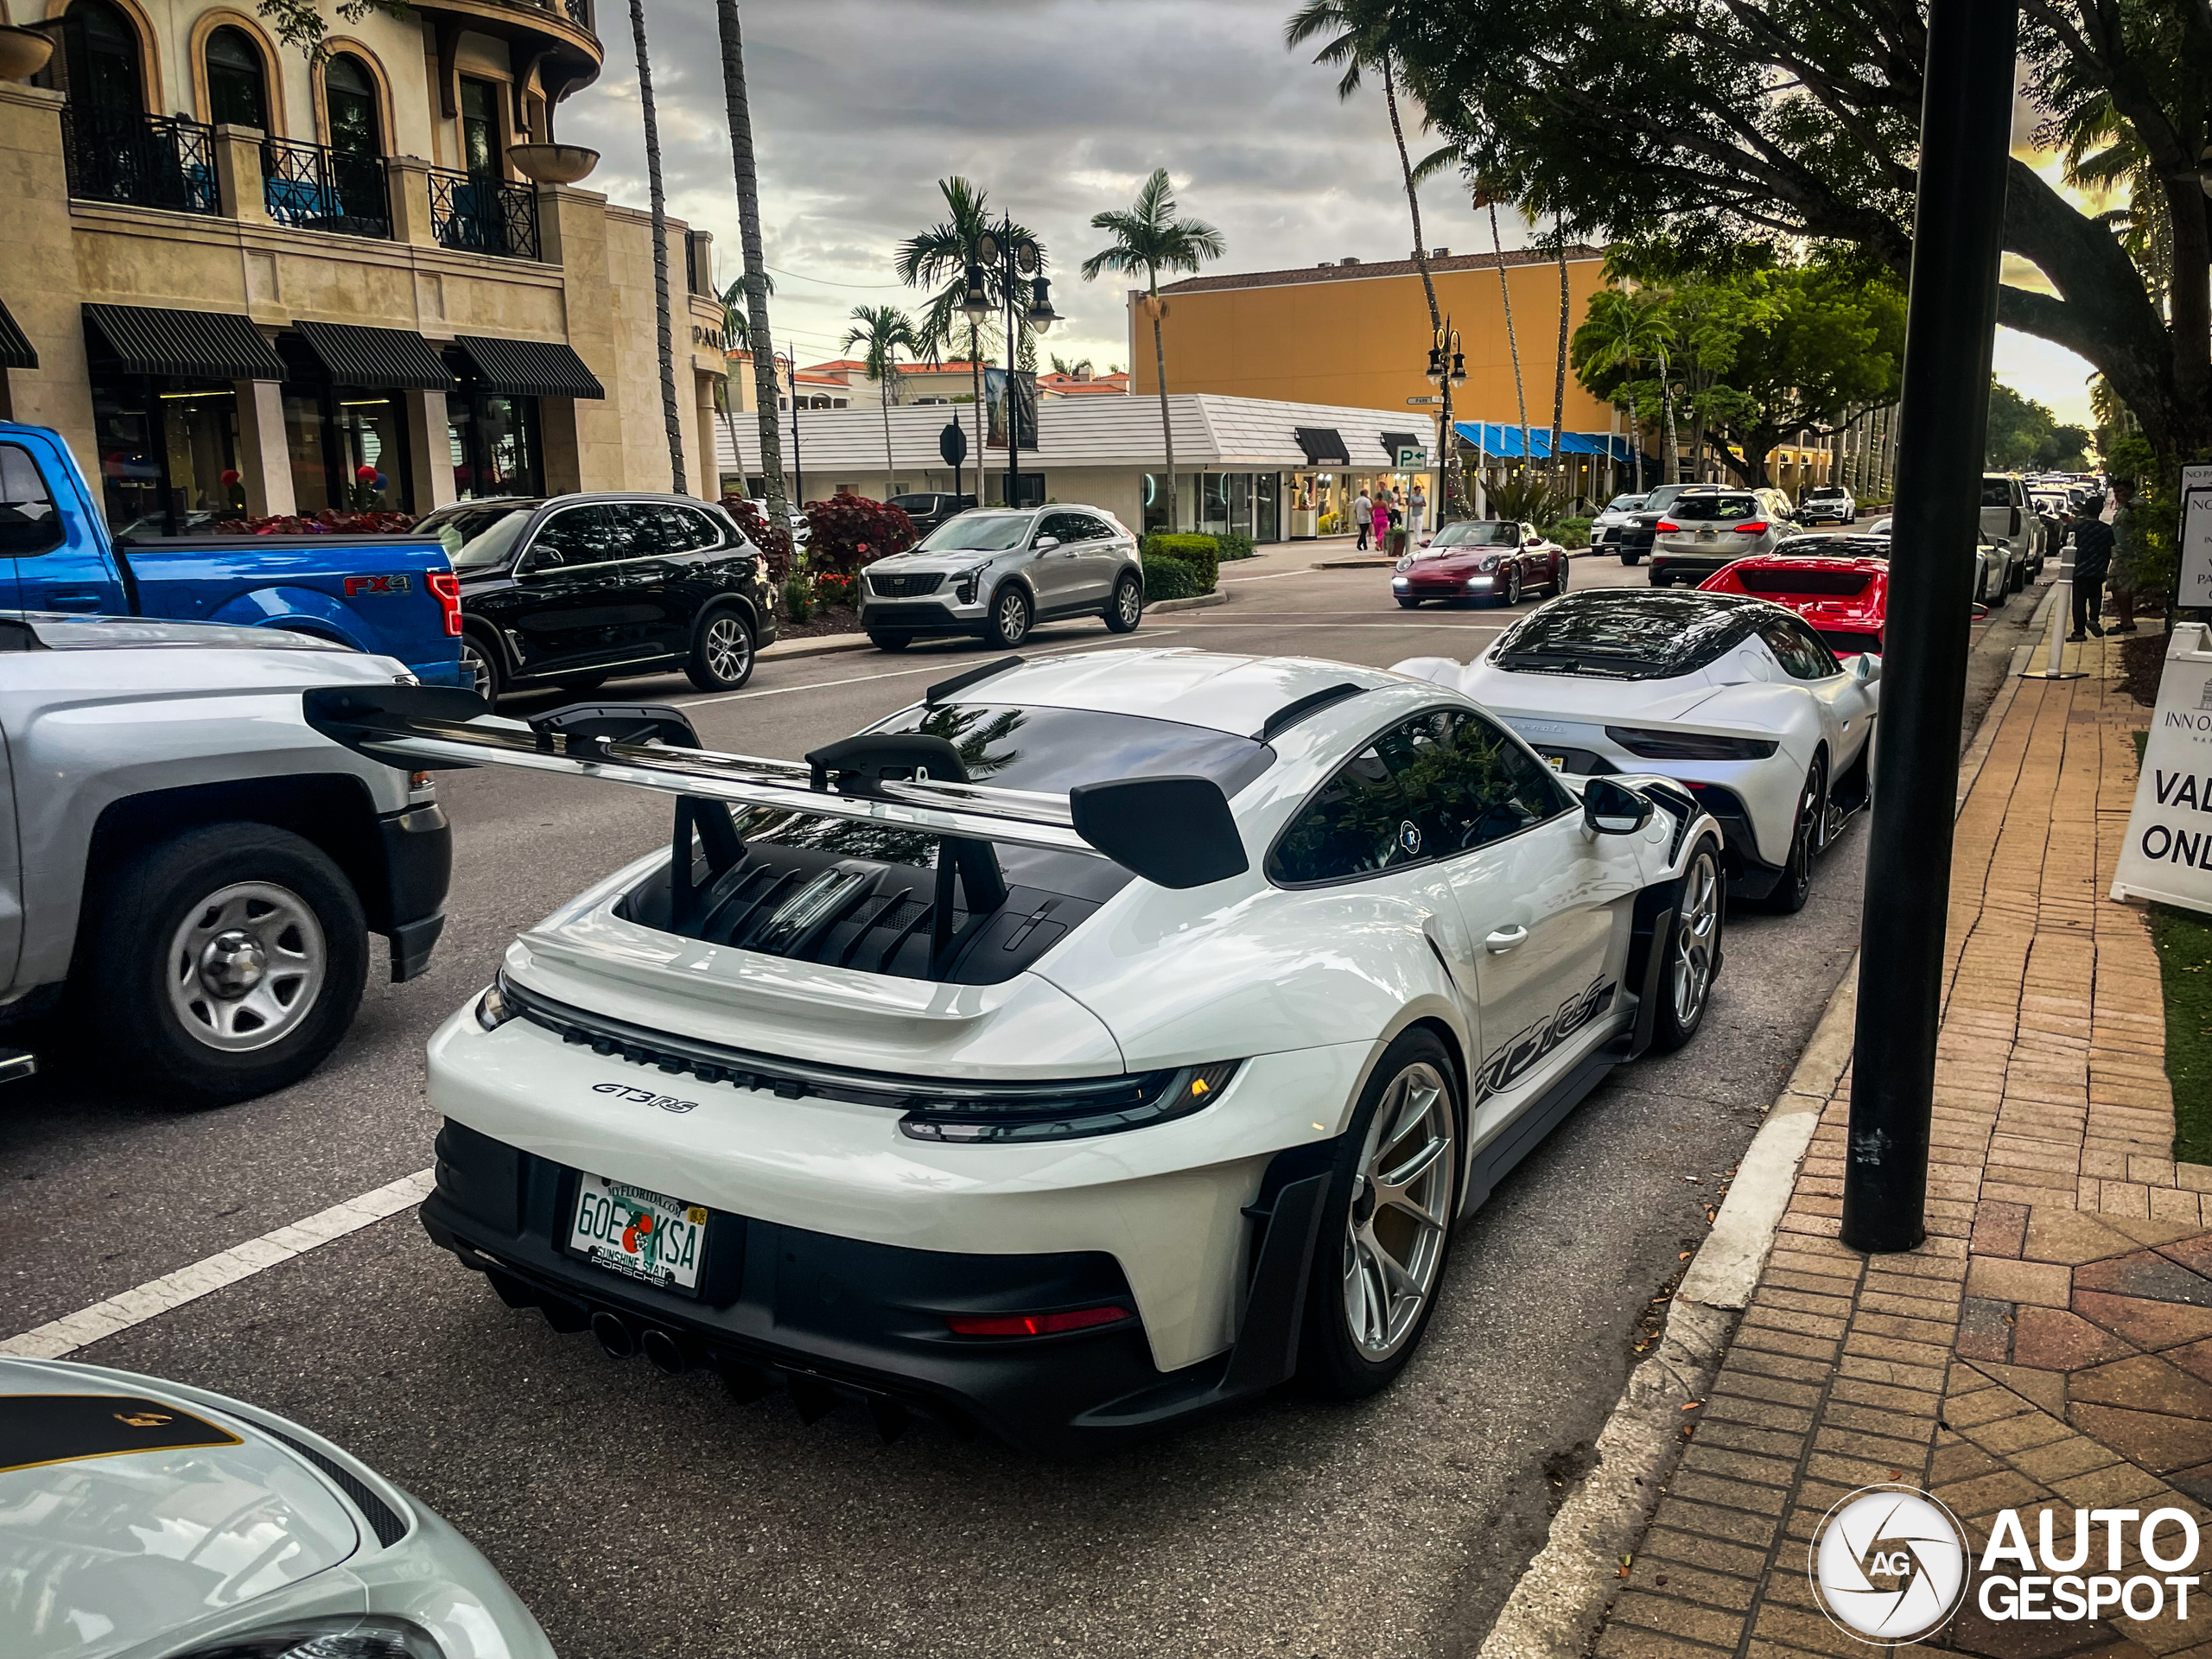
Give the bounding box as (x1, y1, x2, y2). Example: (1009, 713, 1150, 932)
(953, 649, 1402, 738)
(1487, 590, 1781, 681)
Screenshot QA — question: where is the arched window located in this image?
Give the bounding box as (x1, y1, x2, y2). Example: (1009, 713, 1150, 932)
(323, 54, 380, 156)
(204, 26, 267, 130)
(63, 0, 143, 113)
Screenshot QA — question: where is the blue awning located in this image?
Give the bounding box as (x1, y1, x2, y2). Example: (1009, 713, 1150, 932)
(1453, 423, 1637, 461)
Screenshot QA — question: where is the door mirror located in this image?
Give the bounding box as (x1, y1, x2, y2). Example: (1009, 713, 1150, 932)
(1581, 776, 1655, 836)
(1032, 535, 1060, 552)
(1853, 652, 1879, 683)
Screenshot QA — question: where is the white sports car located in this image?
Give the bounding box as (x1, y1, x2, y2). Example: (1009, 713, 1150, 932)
(2, 1356, 553, 1659)
(1395, 589, 1878, 912)
(306, 650, 1726, 1454)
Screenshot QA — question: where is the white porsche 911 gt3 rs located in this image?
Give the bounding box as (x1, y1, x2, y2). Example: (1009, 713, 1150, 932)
(307, 649, 1726, 1454)
(1395, 590, 1879, 912)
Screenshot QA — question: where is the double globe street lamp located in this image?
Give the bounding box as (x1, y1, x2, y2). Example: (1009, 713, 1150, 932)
(960, 219, 1061, 511)
(1427, 319, 1468, 518)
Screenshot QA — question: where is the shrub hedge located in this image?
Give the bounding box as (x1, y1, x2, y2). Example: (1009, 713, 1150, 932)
(1548, 517, 1595, 549)
(804, 495, 918, 575)
(1141, 555, 1203, 601)
(1142, 533, 1218, 590)
(1216, 531, 1256, 562)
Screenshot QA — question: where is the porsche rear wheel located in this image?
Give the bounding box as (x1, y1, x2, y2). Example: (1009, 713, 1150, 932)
(1651, 841, 1723, 1051)
(1300, 1028, 1459, 1398)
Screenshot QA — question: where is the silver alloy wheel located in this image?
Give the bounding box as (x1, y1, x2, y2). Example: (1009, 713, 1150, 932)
(461, 640, 494, 700)
(1672, 850, 1720, 1028)
(704, 613, 751, 683)
(1505, 565, 1522, 605)
(166, 881, 327, 1052)
(1115, 576, 1141, 626)
(995, 588, 1030, 645)
(1342, 1060, 1455, 1362)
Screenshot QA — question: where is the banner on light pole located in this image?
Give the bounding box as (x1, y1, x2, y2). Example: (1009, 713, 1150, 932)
(2113, 622, 2212, 913)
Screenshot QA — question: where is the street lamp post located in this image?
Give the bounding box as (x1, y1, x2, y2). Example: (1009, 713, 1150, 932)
(1840, 0, 2020, 1253)
(959, 218, 1061, 510)
(776, 344, 804, 509)
(1427, 319, 1467, 518)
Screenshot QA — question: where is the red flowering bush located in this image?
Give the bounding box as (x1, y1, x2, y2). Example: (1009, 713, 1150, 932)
(811, 571, 858, 610)
(803, 495, 917, 576)
(211, 509, 418, 535)
(721, 495, 795, 581)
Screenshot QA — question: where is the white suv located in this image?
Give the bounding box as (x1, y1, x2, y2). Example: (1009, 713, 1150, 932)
(857, 505, 1146, 650)
(1978, 474, 2045, 597)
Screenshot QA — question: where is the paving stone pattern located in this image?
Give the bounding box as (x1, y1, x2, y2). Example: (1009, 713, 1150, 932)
(1596, 638, 2212, 1659)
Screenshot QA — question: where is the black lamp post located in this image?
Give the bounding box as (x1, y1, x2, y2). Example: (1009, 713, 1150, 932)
(960, 217, 1060, 510)
(1427, 318, 1467, 518)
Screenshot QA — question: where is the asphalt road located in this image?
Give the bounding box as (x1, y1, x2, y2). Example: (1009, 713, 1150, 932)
(3, 549, 2050, 1658)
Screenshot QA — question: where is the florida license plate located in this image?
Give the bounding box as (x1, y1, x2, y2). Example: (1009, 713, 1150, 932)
(569, 1173, 708, 1293)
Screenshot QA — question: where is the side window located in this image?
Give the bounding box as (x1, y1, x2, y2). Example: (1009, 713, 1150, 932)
(1789, 619, 1842, 677)
(1269, 729, 1421, 886)
(1758, 620, 1834, 680)
(1420, 710, 1574, 853)
(0, 443, 62, 555)
(1037, 512, 1084, 543)
(680, 505, 728, 550)
(1075, 514, 1114, 542)
(528, 505, 624, 569)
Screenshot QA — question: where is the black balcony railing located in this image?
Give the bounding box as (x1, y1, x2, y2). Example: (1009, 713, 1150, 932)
(262, 137, 392, 239)
(562, 0, 593, 26)
(61, 105, 219, 215)
(428, 166, 541, 261)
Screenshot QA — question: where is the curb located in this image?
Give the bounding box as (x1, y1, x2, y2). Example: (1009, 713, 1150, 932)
(1151, 589, 1229, 613)
(1312, 557, 1395, 569)
(756, 585, 1231, 659)
(1472, 604, 2045, 1659)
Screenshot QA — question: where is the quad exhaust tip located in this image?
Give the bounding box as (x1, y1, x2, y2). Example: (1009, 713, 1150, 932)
(589, 1310, 635, 1359)
(639, 1325, 690, 1376)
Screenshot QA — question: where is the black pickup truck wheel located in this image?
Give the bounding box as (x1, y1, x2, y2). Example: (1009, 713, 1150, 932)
(91, 823, 369, 1105)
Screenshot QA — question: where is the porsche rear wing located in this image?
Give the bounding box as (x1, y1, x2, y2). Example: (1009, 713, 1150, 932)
(303, 685, 1248, 891)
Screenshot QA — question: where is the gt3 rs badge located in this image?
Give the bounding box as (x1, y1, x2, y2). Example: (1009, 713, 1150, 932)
(1473, 976, 1618, 1103)
(592, 1082, 699, 1113)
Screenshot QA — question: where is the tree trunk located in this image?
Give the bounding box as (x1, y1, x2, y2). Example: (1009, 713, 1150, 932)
(1487, 203, 1529, 474)
(1150, 280, 1176, 534)
(1656, 346, 1679, 486)
(714, 0, 785, 524)
(880, 360, 895, 484)
(1548, 230, 1568, 495)
(1381, 60, 1448, 514)
(632, 0, 685, 493)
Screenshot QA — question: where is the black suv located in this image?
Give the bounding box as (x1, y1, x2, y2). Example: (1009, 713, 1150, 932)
(887, 492, 978, 536)
(417, 494, 779, 702)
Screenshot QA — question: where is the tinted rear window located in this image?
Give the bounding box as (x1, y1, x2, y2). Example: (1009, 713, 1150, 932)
(1491, 593, 1763, 679)
(1981, 479, 2013, 507)
(1669, 494, 1760, 523)
(1736, 568, 1872, 597)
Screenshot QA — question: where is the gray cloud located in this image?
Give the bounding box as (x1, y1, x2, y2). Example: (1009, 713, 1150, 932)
(556, 0, 1523, 368)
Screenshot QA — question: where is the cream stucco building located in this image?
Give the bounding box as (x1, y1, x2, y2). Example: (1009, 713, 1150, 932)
(0, 0, 728, 533)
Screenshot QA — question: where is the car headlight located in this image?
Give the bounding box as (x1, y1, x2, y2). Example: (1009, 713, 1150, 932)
(475, 977, 518, 1031)
(175, 1618, 444, 1659)
(951, 561, 989, 604)
(899, 1061, 1240, 1143)
(1395, 556, 1413, 571)
(1605, 725, 1779, 760)
(1478, 554, 1501, 570)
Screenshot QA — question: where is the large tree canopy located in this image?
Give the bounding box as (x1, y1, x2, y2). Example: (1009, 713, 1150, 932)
(1986, 379, 2095, 469)
(1377, 0, 2209, 468)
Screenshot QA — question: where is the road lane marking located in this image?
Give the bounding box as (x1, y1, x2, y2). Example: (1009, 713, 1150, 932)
(672, 630, 1191, 709)
(2, 1169, 435, 1360)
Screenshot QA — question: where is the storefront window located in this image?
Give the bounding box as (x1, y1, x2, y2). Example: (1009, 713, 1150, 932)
(1141, 472, 1166, 536)
(90, 375, 239, 537)
(283, 388, 331, 512)
(334, 393, 405, 511)
(1256, 472, 1281, 543)
(447, 392, 541, 499)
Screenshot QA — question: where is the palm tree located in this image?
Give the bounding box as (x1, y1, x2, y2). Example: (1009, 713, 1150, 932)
(628, 0, 684, 493)
(1548, 222, 1570, 496)
(1286, 1, 1462, 510)
(1575, 288, 1678, 488)
(712, 0, 787, 526)
(1081, 168, 1224, 535)
(713, 268, 773, 495)
(1476, 187, 1530, 475)
(842, 305, 918, 483)
(896, 179, 1034, 496)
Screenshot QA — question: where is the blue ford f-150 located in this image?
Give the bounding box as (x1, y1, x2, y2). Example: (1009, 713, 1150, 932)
(0, 421, 466, 685)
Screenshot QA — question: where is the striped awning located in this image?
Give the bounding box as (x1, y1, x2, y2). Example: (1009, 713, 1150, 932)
(449, 334, 604, 400)
(292, 321, 453, 391)
(84, 303, 284, 380)
(0, 302, 34, 372)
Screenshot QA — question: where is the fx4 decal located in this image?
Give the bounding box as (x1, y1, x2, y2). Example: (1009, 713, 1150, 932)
(592, 1081, 699, 1113)
(1473, 976, 1618, 1103)
(343, 574, 413, 596)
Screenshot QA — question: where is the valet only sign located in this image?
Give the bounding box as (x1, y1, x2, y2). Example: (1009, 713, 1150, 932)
(2113, 623, 2212, 912)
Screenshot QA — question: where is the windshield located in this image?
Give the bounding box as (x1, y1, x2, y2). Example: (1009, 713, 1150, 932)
(419, 503, 534, 572)
(1430, 521, 1519, 548)
(1640, 485, 1692, 512)
(1605, 495, 1644, 512)
(916, 512, 1033, 553)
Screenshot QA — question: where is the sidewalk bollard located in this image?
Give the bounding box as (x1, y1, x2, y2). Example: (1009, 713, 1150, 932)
(2021, 538, 2086, 680)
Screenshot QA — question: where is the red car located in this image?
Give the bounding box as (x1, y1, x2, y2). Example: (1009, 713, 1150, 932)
(1699, 549, 1889, 657)
(1392, 519, 1567, 608)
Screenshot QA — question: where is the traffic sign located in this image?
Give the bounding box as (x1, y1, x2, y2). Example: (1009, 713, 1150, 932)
(1395, 445, 1428, 467)
(938, 422, 969, 468)
(1405, 395, 1442, 405)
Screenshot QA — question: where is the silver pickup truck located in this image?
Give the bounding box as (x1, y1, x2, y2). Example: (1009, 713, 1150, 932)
(0, 613, 450, 1104)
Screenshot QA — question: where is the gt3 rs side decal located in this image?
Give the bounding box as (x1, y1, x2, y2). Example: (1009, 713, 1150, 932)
(1472, 976, 1618, 1104)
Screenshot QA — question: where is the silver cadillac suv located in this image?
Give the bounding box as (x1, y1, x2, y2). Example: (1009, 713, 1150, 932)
(857, 505, 1146, 651)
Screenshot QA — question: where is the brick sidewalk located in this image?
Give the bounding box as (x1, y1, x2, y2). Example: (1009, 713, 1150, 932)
(1597, 632, 2212, 1659)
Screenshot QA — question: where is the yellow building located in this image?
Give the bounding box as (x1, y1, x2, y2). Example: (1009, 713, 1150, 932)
(0, 0, 728, 533)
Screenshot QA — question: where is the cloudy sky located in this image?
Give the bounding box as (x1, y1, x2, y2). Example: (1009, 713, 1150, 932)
(556, 0, 2094, 423)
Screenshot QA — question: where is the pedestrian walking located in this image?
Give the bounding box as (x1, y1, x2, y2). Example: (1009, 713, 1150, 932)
(1407, 482, 1427, 541)
(2066, 508, 2113, 642)
(1353, 488, 1373, 550)
(2108, 480, 2143, 633)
